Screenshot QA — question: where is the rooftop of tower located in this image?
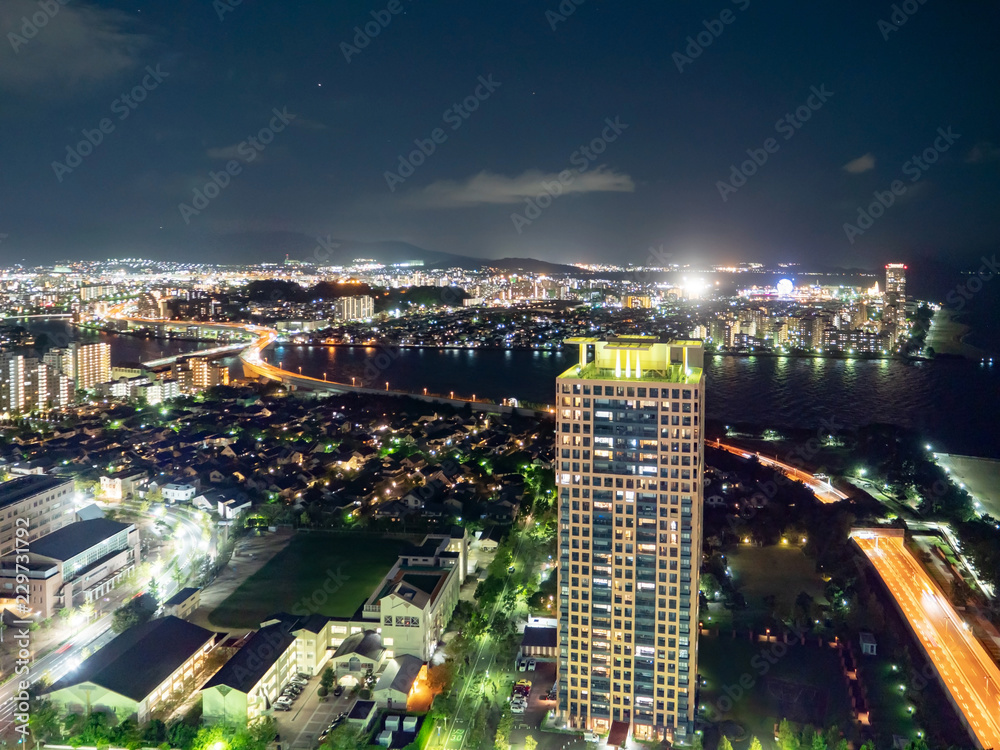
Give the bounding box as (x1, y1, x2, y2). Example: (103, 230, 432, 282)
(557, 336, 704, 385)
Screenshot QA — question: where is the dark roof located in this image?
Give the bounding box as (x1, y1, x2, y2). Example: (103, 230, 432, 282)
(203, 622, 297, 693)
(31, 519, 133, 561)
(0, 475, 72, 509)
(333, 630, 383, 660)
(47, 616, 213, 702)
(163, 587, 200, 607)
(374, 654, 424, 694)
(521, 626, 557, 649)
(267, 611, 330, 634)
(348, 699, 376, 720)
(608, 720, 630, 748)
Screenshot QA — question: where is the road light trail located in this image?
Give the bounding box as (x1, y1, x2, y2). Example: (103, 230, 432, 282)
(853, 530, 1000, 750)
(708, 438, 848, 503)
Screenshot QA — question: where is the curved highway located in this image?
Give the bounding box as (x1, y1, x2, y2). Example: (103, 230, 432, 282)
(103, 307, 529, 410)
(708, 438, 848, 503)
(854, 531, 1000, 749)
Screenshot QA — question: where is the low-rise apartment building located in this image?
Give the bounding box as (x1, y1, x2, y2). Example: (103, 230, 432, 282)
(201, 617, 300, 723)
(0, 518, 138, 618)
(46, 616, 214, 722)
(0, 476, 76, 556)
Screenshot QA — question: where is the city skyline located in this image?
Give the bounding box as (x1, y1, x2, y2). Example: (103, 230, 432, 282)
(2, 3, 1000, 749)
(1, 2, 999, 267)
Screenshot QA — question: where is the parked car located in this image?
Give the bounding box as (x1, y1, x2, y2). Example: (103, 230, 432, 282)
(510, 700, 526, 714)
(517, 659, 527, 672)
(274, 704, 291, 712)
(333, 685, 344, 697)
(527, 659, 536, 671)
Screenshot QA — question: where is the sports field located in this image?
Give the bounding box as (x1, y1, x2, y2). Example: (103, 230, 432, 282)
(210, 534, 409, 628)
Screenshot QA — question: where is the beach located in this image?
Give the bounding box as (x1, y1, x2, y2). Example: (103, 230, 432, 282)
(924, 307, 986, 359)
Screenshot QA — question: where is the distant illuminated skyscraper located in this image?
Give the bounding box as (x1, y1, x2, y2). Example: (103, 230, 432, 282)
(885, 263, 906, 298)
(555, 337, 705, 744)
(884, 263, 907, 343)
(67, 342, 111, 390)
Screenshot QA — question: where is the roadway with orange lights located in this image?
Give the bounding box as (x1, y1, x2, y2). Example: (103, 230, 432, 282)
(853, 531, 1000, 750)
(708, 438, 849, 503)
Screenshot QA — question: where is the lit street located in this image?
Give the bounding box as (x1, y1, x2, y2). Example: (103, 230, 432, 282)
(853, 530, 1000, 750)
(709, 439, 848, 503)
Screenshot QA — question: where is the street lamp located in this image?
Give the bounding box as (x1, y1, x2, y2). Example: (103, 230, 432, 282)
(352, 376, 356, 386)
(385, 381, 389, 391)
(450, 391, 454, 399)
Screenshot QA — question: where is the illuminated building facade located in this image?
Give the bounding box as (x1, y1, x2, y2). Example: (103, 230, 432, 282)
(556, 336, 704, 743)
(884, 263, 907, 342)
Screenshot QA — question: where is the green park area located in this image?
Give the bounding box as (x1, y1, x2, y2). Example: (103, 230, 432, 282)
(210, 534, 409, 627)
(726, 545, 829, 630)
(699, 637, 855, 749)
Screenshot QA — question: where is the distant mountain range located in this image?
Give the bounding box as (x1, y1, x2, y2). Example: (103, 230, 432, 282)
(183, 233, 588, 274)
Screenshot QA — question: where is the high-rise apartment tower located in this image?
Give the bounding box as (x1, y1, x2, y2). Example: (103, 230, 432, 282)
(556, 336, 705, 744)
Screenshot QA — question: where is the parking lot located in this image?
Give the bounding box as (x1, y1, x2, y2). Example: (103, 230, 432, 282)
(271, 673, 357, 750)
(511, 660, 557, 729)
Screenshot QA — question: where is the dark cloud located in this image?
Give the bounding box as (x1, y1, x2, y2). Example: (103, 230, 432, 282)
(0, 0, 147, 97)
(411, 168, 635, 208)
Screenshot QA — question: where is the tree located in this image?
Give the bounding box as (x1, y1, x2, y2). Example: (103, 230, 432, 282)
(524, 736, 538, 750)
(111, 596, 154, 634)
(777, 719, 800, 750)
(27, 699, 61, 745)
(495, 703, 513, 749)
(319, 665, 335, 696)
(719, 736, 735, 750)
(322, 725, 362, 750)
(147, 577, 160, 607)
(426, 661, 454, 693)
(749, 738, 763, 750)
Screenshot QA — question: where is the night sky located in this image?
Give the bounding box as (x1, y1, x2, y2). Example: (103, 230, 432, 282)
(1, 0, 999, 267)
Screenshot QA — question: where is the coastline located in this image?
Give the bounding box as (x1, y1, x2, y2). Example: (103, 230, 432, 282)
(924, 308, 986, 360)
(90, 325, 939, 363)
